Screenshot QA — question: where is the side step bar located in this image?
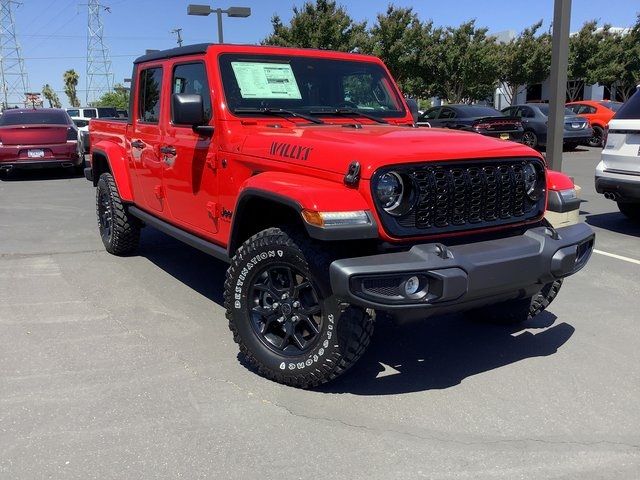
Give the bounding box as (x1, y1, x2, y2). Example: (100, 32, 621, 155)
(128, 206, 230, 263)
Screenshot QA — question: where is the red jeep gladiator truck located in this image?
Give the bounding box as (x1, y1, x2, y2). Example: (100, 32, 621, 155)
(86, 43, 595, 388)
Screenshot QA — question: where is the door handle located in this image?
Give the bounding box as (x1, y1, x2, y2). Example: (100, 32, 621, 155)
(131, 140, 145, 149)
(160, 146, 176, 155)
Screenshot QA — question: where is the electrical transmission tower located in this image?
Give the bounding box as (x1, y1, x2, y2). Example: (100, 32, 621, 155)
(0, 0, 29, 110)
(85, 0, 113, 105)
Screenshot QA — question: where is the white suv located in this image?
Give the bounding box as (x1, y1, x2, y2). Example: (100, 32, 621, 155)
(595, 90, 640, 221)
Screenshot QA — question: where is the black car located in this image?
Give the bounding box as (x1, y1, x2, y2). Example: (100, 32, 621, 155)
(501, 103, 593, 150)
(417, 104, 524, 143)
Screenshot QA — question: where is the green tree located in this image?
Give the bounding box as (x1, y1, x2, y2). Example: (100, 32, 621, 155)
(41, 84, 62, 108)
(367, 6, 434, 97)
(93, 84, 129, 110)
(567, 21, 604, 101)
(63, 69, 80, 107)
(615, 16, 640, 101)
(262, 0, 367, 52)
(430, 21, 501, 103)
(498, 21, 551, 104)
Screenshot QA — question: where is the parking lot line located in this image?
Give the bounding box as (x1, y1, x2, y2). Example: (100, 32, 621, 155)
(593, 249, 640, 266)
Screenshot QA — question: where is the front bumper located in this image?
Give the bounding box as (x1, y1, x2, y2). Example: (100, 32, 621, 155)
(329, 223, 594, 317)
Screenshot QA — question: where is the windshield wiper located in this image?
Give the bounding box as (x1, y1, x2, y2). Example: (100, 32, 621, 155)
(232, 107, 325, 125)
(309, 107, 388, 124)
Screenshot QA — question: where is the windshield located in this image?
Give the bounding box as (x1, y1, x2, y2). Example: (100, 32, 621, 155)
(0, 110, 69, 126)
(219, 54, 406, 119)
(535, 104, 574, 116)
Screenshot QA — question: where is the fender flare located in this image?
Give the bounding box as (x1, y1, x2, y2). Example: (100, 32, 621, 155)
(229, 172, 377, 252)
(546, 169, 580, 213)
(92, 141, 134, 202)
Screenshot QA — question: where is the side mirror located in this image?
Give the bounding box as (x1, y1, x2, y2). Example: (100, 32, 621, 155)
(172, 93, 206, 125)
(405, 98, 420, 123)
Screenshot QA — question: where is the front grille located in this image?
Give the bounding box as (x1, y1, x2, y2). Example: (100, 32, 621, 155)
(373, 158, 545, 238)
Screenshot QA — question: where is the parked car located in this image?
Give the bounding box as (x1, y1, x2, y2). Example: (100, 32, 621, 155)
(417, 104, 523, 142)
(85, 43, 594, 388)
(71, 117, 90, 153)
(567, 100, 622, 147)
(116, 109, 128, 118)
(0, 108, 83, 174)
(66, 106, 118, 120)
(595, 90, 640, 221)
(501, 103, 593, 150)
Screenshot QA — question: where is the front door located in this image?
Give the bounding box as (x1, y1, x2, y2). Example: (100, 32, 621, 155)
(132, 66, 165, 212)
(162, 59, 219, 235)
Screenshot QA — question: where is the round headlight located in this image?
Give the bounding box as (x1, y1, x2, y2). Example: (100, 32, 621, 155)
(522, 162, 541, 200)
(376, 172, 404, 212)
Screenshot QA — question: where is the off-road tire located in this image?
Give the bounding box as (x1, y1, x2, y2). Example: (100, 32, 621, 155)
(466, 279, 563, 325)
(96, 172, 140, 255)
(224, 227, 374, 388)
(617, 202, 640, 222)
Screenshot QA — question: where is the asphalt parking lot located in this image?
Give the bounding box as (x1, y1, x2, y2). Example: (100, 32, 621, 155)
(1, 147, 639, 479)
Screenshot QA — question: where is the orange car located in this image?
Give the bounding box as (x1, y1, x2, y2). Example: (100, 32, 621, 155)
(566, 100, 622, 147)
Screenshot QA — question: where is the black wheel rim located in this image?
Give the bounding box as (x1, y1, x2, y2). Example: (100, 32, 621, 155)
(588, 130, 602, 147)
(248, 264, 323, 356)
(98, 188, 113, 240)
(522, 131, 536, 147)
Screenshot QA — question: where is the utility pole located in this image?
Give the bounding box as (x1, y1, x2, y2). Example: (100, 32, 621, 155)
(85, 0, 113, 105)
(171, 28, 183, 47)
(0, 0, 29, 110)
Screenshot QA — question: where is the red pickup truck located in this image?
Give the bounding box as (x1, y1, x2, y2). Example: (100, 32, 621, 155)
(86, 43, 594, 388)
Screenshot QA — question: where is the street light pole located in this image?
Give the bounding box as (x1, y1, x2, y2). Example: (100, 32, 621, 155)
(214, 8, 224, 43)
(547, 0, 572, 172)
(187, 4, 251, 44)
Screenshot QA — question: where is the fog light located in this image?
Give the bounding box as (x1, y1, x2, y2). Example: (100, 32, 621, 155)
(404, 276, 420, 296)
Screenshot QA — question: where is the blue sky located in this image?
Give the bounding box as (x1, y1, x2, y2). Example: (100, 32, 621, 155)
(10, 0, 639, 107)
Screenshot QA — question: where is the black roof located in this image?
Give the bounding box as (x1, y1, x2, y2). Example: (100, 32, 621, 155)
(134, 43, 212, 64)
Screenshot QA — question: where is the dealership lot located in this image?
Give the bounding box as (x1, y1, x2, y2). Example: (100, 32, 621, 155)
(1, 147, 639, 479)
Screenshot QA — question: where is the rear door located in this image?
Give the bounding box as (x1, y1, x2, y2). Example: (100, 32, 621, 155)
(131, 65, 166, 212)
(162, 58, 219, 234)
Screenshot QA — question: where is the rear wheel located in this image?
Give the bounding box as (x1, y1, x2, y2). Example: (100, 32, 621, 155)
(617, 202, 640, 222)
(522, 130, 538, 149)
(466, 279, 563, 325)
(588, 125, 604, 147)
(224, 227, 374, 388)
(96, 172, 140, 255)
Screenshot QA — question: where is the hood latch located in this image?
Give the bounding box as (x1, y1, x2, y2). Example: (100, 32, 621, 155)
(344, 161, 361, 187)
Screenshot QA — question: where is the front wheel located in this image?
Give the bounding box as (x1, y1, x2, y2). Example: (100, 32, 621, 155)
(224, 227, 374, 388)
(466, 279, 563, 325)
(521, 130, 538, 149)
(96, 172, 141, 255)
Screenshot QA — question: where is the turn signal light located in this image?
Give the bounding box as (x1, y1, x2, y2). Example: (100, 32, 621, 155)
(301, 210, 370, 228)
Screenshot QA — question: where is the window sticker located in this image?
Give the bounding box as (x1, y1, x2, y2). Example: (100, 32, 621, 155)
(231, 62, 302, 99)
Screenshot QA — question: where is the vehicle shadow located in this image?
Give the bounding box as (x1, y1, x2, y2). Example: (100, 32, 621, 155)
(586, 212, 640, 237)
(138, 228, 574, 396)
(318, 311, 573, 395)
(0, 167, 82, 182)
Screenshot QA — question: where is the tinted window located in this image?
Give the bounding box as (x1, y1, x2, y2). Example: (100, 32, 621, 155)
(455, 105, 500, 117)
(67, 109, 79, 117)
(172, 62, 212, 123)
(83, 109, 97, 118)
(0, 110, 69, 126)
(420, 108, 439, 120)
(72, 119, 89, 128)
(96, 107, 117, 117)
(600, 101, 622, 112)
(219, 53, 405, 119)
(521, 107, 535, 118)
(439, 108, 456, 119)
(138, 67, 163, 123)
(535, 104, 574, 116)
(501, 107, 515, 116)
(612, 94, 639, 119)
